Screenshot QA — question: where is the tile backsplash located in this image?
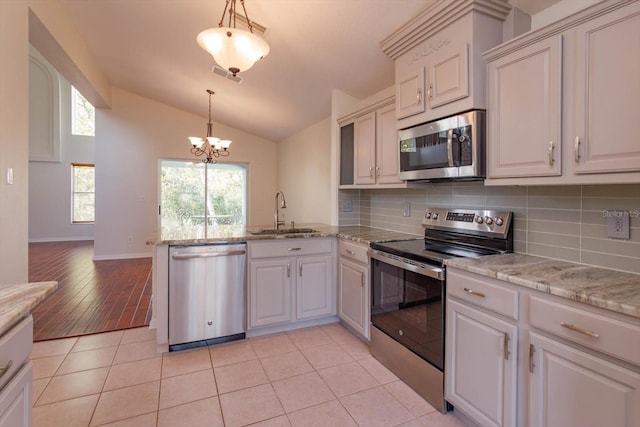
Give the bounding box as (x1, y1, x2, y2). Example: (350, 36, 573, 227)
(338, 183, 640, 274)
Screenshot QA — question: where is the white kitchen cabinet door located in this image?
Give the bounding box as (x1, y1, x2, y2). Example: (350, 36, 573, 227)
(296, 255, 333, 320)
(354, 112, 376, 185)
(338, 257, 369, 339)
(427, 43, 469, 109)
(487, 35, 562, 179)
(529, 332, 640, 427)
(573, 3, 640, 174)
(375, 103, 402, 185)
(396, 67, 425, 120)
(249, 259, 292, 328)
(446, 299, 517, 427)
(0, 362, 31, 427)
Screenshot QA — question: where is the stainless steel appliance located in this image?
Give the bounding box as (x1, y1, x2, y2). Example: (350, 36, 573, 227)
(368, 207, 513, 412)
(398, 110, 485, 181)
(169, 242, 246, 351)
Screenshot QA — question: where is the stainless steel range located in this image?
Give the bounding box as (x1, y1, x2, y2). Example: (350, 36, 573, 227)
(368, 207, 513, 413)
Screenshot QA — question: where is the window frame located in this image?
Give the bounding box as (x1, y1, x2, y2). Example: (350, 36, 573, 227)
(71, 162, 95, 224)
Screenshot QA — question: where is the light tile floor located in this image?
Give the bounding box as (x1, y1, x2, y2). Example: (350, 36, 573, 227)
(31, 323, 469, 427)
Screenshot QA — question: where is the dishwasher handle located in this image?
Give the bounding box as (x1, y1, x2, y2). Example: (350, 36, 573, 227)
(171, 249, 246, 260)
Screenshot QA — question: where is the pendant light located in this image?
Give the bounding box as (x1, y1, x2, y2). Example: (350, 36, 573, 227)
(188, 89, 231, 164)
(197, 0, 270, 76)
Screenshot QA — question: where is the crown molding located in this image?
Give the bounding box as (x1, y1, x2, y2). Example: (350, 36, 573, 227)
(380, 0, 511, 60)
(483, 0, 637, 62)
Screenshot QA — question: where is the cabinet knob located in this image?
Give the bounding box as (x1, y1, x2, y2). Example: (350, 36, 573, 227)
(207, 321, 213, 326)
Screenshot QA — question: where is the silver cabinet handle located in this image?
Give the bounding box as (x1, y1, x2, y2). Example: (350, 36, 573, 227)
(369, 167, 374, 178)
(529, 344, 535, 373)
(346, 249, 356, 255)
(560, 322, 599, 339)
(548, 141, 554, 166)
(417, 88, 422, 104)
(287, 263, 290, 278)
(503, 333, 510, 360)
(0, 360, 12, 380)
(574, 136, 581, 163)
(376, 166, 381, 177)
(172, 249, 246, 259)
(287, 247, 302, 252)
(463, 287, 485, 298)
(427, 84, 433, 100)
(447, 128, 454, 167)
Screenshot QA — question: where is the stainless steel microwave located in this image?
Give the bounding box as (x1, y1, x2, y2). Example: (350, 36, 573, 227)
(398, 110, 485, 181)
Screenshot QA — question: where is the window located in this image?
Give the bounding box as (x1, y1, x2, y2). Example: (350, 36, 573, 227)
(72, 163, 95, 223)
(71, 86, 95, 136)
(160, 160, 247, 239)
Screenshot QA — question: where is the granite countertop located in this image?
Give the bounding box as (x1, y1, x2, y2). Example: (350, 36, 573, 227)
(0, 281, 58, 336)
(148, 223, 421, 246)
(445, 253, 640, 319)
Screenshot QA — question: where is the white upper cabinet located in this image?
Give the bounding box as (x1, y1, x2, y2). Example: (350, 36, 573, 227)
(354, 112, 376, 185)
(381, 0, 509, 129)
(485, 0, 640, 185)
(487, 35, 562, 178)
(573, 4, 640, 174)
(375, 104, 403, 185)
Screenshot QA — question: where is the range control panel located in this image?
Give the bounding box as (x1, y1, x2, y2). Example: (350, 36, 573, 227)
(422, 207, 512, 237)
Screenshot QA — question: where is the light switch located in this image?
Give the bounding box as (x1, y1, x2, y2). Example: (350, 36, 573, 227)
(403, 201, 411, 217)
(6, 168, 13, 185)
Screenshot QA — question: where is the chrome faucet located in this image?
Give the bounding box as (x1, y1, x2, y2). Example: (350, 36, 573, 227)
(274, 191, 287, 231)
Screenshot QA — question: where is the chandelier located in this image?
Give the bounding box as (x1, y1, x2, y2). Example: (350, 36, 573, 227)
(188, 89, 231, 164)
(197, 0, 270, 76)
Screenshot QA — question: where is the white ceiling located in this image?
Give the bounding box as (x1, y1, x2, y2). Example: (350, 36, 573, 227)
(57, 0, 560, 142)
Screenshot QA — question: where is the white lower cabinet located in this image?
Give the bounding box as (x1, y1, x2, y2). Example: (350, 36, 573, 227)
(447, 267, 640, 427)
(337, 239, 370, 339)
(528, 332, 640, 427)
(0, 362, 32, 427)
(446, 276, 517, 427)
(248, 238, 335, 330)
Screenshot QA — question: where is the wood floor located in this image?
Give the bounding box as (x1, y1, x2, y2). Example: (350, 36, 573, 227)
(29, 241, 152, 342)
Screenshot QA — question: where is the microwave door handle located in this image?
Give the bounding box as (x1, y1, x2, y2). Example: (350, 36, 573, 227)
(447, 128, 454, 167)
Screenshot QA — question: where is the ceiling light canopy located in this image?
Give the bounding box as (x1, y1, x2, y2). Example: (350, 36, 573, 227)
(188, 89, 231, 164)
(197, 0, 270, 76)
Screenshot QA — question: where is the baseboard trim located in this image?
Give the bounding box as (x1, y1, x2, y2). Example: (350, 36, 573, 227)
(29, 237, 94, 243)
(92, 253, 152, 261)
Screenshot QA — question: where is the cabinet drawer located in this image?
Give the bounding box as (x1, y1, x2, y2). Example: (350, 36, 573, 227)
(529, 296, 640, 366)
(249, 238, 333, 259)
(0, 316, 33, 392)
(338, 239, 369, 265)
(447, 269, 518, 320)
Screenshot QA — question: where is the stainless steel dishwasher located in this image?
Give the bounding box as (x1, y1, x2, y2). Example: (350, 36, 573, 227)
(169, 242, 246, 350)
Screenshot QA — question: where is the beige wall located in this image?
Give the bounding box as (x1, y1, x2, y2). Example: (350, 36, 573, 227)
(276, 117, 332, 225)
(94, 87, 277, 259)
(0, 2, 30, 283)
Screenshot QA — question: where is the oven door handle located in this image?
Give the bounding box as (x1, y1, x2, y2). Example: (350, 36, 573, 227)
(368, 249, 444, 281)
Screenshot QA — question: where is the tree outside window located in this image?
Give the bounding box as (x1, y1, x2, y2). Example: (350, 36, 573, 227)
(160, 160, 246, 239)
(71, 86, 95, 136)
(72, 163, 95, 223)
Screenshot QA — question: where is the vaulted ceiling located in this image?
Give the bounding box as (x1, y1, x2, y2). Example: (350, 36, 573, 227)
(57, 0, 561, 141)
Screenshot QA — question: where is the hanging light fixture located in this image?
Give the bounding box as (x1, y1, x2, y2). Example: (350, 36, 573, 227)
(188, 89, 231, 164)
(197, 0, 270, 76)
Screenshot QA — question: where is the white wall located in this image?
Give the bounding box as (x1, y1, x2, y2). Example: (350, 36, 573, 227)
(0, 2, 29, 284)
(29, 74, 95, 242)
(94, 87, 277, 259)
(276, 117, 332, 225)
(531, 0, 602, 30)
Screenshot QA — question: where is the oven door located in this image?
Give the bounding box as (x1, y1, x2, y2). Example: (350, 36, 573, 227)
(369, 251, 445, 371)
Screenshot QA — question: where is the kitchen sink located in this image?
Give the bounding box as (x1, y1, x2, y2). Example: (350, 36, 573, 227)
(249, 228, 318, 235)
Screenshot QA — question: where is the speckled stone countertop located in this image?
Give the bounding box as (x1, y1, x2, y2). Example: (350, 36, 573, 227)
(0, 281, 58, 336)
(147, 224, 421, 246)
(445, 253, 640, 319)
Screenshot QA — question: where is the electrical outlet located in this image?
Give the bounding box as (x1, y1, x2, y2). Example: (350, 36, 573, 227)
(343, 198, 353, 212)
(403, 201, 411, 217)
(607, 211, 630, 239)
